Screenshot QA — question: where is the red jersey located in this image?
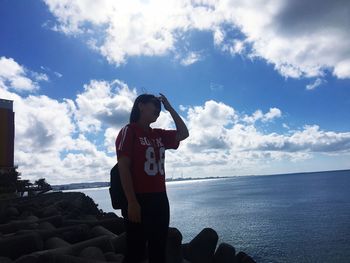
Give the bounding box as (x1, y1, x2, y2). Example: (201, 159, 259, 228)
(115, 122, 180, 193)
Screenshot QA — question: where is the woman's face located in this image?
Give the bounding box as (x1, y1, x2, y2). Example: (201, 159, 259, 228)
(139, 100, 161, 123)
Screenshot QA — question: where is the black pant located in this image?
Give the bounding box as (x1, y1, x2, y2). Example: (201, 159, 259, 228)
(121, 191, 170, 263)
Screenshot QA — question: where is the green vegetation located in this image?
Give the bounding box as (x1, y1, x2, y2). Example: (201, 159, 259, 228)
(0, 166, 52, 199)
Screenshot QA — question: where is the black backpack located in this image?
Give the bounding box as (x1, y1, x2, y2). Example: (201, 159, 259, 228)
(109, 125, 135, 210)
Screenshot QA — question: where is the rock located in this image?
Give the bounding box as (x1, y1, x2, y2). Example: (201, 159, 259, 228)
(13, 254, 38, 263)
(63, 219, 99, 226)
(0, 232, 43, 260)
(5, 206, 19, 217)
(61, 224, 90, 243)
(0, 215, 62, 234)
(104, 252, 124, 262)
(236, 251, 256, 263)
(63, 217, 125, 235)
(19, 211, 33, 219)
(54, 254, 112, 263)
(89, 225, 118, 238)
(1, 192, 259, 262)
(0, 256, 12, 263)
(37, 215, 62, 227)
(15, 224, 89, 241)
(24, 222, 39, 230)
(213, 243, 236, 263)
(181, 243, 190, 260)
(55, 200, 70, 210)
(25, 215, 39, 221)
(38, 221, 55, 231)
(41, 206, 60, 218)
(82, 214, 98, 221)
(79, 246, 106, 261)
(15, 235, 114, 262)
(186, 227, 218, 263)
(45, 237, 71, 249)
(166, 227, 183, 263)
(101, 212, 118, 219)
(111, 232, 127, 254)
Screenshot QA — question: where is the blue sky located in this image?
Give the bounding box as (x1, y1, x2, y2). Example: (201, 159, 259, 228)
(1, 0, 349, 184)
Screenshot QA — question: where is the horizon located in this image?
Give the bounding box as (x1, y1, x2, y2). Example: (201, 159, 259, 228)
(52, 168, 350, 187)
(1, 1, 350, 184)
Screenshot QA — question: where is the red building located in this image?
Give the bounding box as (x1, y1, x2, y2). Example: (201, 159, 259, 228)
(0, 98, 15, 169)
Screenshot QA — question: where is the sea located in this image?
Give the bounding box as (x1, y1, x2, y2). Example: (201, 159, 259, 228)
(67, 169, 350, 263)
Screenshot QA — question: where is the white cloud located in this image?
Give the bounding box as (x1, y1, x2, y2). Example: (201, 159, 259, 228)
(180, 51, 203, 66)
(1, 57, 350, 184)
(263, 107, 282, 122)
(31, 72, 49, 82)
(220, 39, 247, 56)
(73, 79, 137, 133)
(242, 107, 282, 124)
(54, 71, 63, 78)
(333, 59, 350, 79)
(44, 0, 350, 79)
(282, 123, 290, 129)
(306, 78, 326, 90)
(187, 100, 237, 129)
(0, 85, 80, 184)
(213, 0, 350, 79)
(213, 27, 225, 46)
(0, 57, 42, 92)
(40, 65, 63, 78)
(209, 82, 223, 91)
(179, 104, 188, 111)
(0, 58, 134, 184)
(172, 102, 350, 177)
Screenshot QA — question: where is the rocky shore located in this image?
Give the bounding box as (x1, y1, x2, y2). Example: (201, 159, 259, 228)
(0, 191, 257, 263)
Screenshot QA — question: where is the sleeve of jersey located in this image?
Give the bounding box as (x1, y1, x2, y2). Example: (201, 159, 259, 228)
(115, 125, 133, 160)
(159, 129, 180, 150)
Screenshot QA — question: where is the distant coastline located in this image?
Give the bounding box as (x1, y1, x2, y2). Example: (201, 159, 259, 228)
(52, 168, 350, 191)
(52, 176, 231, 191)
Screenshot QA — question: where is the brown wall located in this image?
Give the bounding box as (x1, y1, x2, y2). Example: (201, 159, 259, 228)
(0, 108, 15, 168)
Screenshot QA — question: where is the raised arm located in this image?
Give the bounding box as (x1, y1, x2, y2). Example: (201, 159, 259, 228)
(158, 92, 189, 141)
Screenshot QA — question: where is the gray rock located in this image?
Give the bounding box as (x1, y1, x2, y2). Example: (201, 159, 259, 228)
(25, 215, 39, 221)
(54, 254, 111, 263)
(236, 251, 256, 263)
(181, 243, 190, 260)
(104, 252, 124, 262)
(13, 254, 38, 263)
(79, 246, 106, 261)
(186, 227, 218, 263)
(0, 232, 43, 260)
(111, 232, 127, 254)
(5, 207, 19, 217)
(41, 206, 59, 218)
(0, 256, 13, 263)
(213, 242, 236, 263)
(45, 237, 71, 249)
(15, 235, 114, 262)
(166, 227, 183, 263)
(89, 225, 118, 238)
(102, 212, 119, 219)
(38, 221, 55, 231)
(61, 224, 90, 243)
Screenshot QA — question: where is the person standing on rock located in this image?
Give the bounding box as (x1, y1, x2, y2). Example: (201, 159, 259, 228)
(115, 92, 189, 263)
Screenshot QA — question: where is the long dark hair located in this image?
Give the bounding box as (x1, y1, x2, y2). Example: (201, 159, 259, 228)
(129, 94, 161, 123)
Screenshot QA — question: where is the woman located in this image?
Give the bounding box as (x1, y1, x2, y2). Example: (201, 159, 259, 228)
(115, 93, 189, 263)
